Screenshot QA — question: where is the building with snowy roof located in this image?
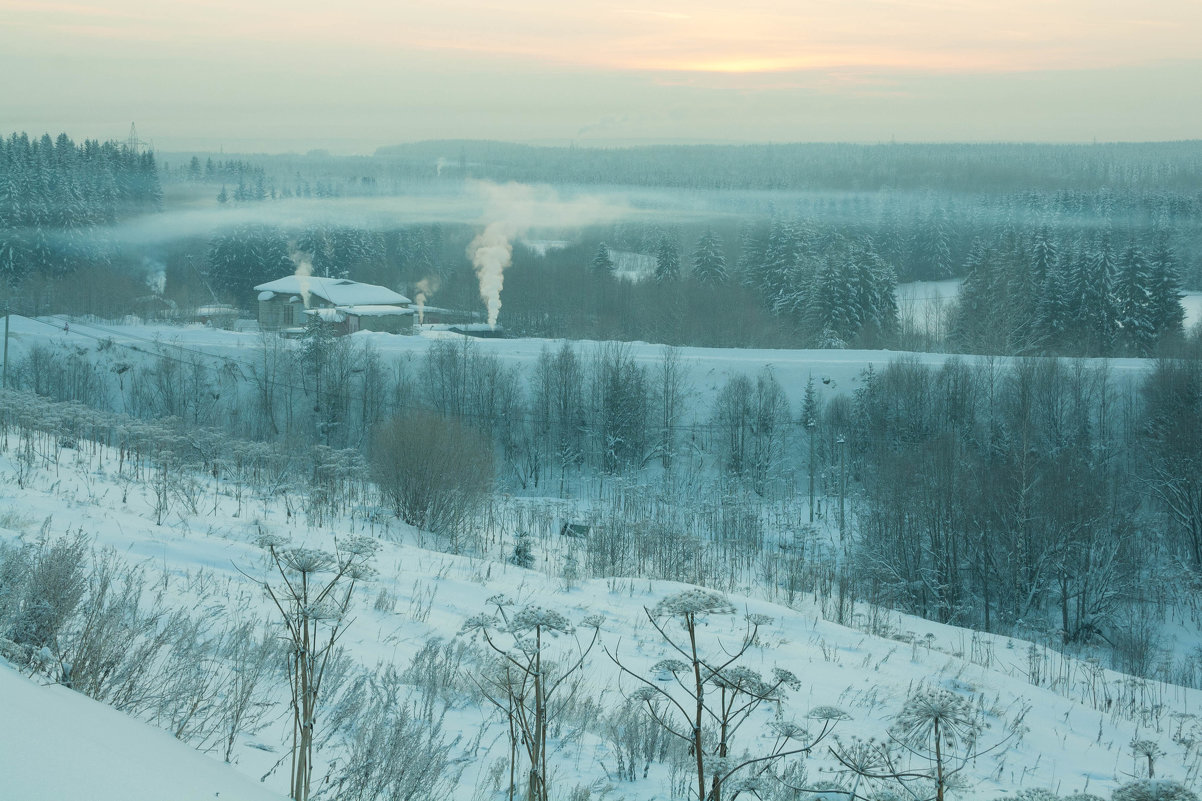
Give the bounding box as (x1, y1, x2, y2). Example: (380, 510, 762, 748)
(254, 276, 414, 334)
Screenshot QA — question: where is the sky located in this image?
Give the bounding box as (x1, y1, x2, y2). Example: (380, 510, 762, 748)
(2, 0, 1201, 153)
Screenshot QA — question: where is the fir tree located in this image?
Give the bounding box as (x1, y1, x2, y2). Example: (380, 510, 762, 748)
(690, 229, 727, 284)
(654, 233, 680, 282)
(591, 241, 615, 275)
(1148, 236, 1186, 345)
(1114, 240, 1155, 355)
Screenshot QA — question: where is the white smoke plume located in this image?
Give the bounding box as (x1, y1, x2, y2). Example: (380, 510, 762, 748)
(466, 181, 627, 328)
(143, 258, 166, 295)
(414, 276, 440, 325)
(291, 251, 313, 307)
(468, 222, 513, 327)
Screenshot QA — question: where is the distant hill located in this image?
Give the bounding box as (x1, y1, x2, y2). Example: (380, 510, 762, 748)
(373, 139, 1202, 192)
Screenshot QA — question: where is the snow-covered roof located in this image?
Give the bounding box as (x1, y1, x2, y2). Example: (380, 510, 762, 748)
(345, 305, 416, 317)
(254, 276, 411, 307)
(304, 307, 346, 323)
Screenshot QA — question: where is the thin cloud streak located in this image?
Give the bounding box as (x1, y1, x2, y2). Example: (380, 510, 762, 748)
(2, 0, 1200, 148)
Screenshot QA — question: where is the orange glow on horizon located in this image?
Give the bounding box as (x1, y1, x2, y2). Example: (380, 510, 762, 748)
(3, 0, 1199, 79)
(3, 0, 1201, 148)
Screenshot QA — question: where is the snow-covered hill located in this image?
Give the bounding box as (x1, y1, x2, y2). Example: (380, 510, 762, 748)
(0, 661, 284, 801)
(1, 424, 1199, 800)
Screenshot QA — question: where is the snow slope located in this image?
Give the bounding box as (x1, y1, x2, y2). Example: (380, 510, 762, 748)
(0, 436, 1199, 800)
(0, 662, 284, 801)
(1, 313, 1163, 425)
(1, 318, 1199, 799)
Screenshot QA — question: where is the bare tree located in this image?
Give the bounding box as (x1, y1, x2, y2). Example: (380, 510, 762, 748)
(654, 345, 689, 471)
(590, 342, 649, 474)
(531, 343, 586, 495)
(1142, 358, 1202, 569)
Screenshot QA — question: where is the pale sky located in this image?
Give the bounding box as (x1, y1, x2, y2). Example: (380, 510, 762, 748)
(2, 0, 1200, 152)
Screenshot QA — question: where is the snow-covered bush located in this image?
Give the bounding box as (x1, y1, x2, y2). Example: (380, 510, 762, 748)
(1112, 780, 1200, 801)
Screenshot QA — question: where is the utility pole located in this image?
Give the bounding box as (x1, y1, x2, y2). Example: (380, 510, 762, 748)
(836, 433, 847, 542)
(807, 417, 816, 523)
(2, 305, 9, 390)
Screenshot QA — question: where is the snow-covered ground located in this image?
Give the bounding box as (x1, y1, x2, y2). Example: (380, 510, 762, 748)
(3, 317, 1201, 800)
(1, 663, 285, 801)
(0, 313, 1164, 425)
(1183, 291, 1202, 333)
(1, 345, 1200, 799)
(894, 279, 1202, 337)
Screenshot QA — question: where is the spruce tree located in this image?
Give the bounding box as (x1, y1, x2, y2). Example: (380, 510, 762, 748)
(591, 241, 615, 275)
(1035, 250, 1070, 353)
(736, 221, 769, 296)
(207, 224, 293, 307)
(690, 229, 727, 285)
(1090, 233, 1119, 355)
(654, 233, 680, 282)
(951, 244, 995, 352)
(813, 255, 860, 344)
(1148, 236, 1186, 346)
(1114, 240, 1155, 355)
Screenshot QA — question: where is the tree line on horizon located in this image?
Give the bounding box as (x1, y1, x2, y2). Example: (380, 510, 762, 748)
(1, 130, 1199, 359)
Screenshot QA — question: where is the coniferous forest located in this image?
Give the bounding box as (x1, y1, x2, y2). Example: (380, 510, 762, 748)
(2, 134, 1199, 357)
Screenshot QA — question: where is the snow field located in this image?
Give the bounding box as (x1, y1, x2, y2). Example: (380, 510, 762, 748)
(1, 421, 1200, 800)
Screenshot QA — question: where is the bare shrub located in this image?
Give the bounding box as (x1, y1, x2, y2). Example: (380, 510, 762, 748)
(1111, 607, 1163, 678)
(0, 530, 89, 658)
(370, 410, 494, 552)
(603, 697, 673, 782)
(401, 636, 472, 723)
(323, 667, 462, 801)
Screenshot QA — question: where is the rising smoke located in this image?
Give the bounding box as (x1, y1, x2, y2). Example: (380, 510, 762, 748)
(414, 276, 440, 324)
(468, 222, 512, 327)
(143, 258, 166, 295)
(290, 251, 313, 307)
(465, 181, 629, 327)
